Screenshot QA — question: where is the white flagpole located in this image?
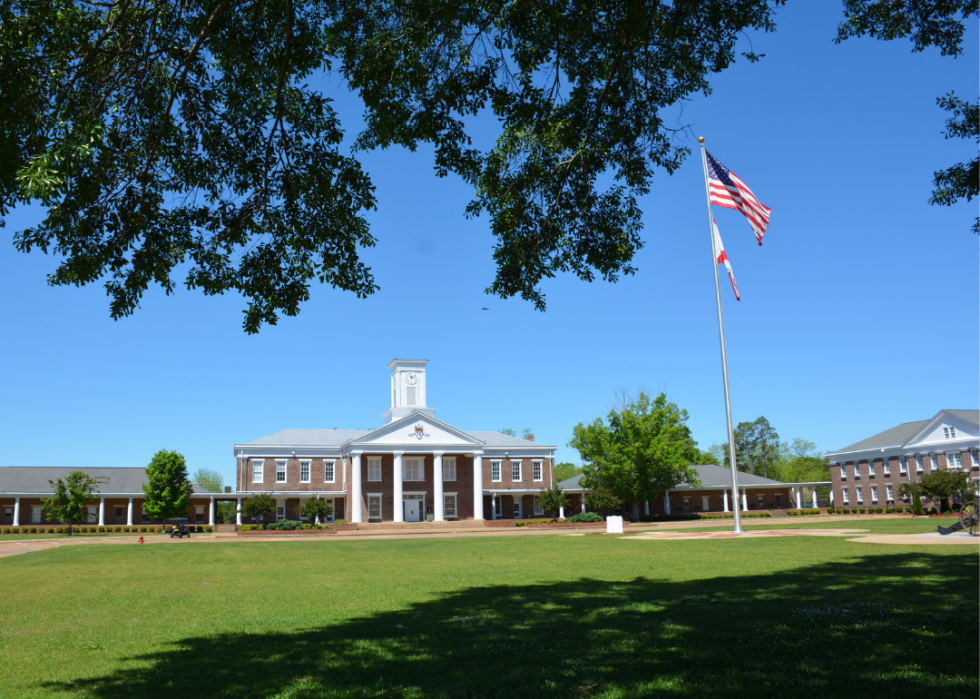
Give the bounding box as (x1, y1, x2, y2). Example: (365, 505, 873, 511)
(699, 136, 743, 534)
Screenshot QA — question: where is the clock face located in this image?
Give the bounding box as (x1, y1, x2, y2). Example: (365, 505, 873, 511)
(406, 372, 418, 385)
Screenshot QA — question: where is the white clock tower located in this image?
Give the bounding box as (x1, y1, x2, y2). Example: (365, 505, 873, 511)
(382, 359, 437, 424)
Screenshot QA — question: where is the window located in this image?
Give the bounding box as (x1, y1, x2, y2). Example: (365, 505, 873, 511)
(943, 427, 949, 439)
(972, 449, 979, 467)
(252, 460, 264, 483)
(368, 495, 382, 519)
(533, 461, 542, 481)
(444, 494, 457, 518)
(915, 454, 923, 472)
(868, 460, 876, 477)
(368, 457, 383, 481)
(854, 463, 861, 479)
(513, 500, 523, 518)
(300, 462, 311, 483)
(491, 461, 501, 482)
(196, 506, 205, 523)
(494, 496, 502, 517)
(943, 426, 956, 439)
(403, 457, 422, 481)
(324, 461, 335, 483)
(870, 486, 878, 503)
(947, 452, 962, 469)
(511, 460, 522, 481)
(886, 484, 894, 501)
(930, 453, 938, 470)
(115, 506, 124, 520)
(31, 506, 42, 524)
(276, 505, 285, 520)
(276, 461, 287, 483)
(757, 494, 764, 508)
(856, 486, 863, 504)
(775, 494, 782, 508)
(443, 457, 456, 482)
(702, 495, 711, 511)
(840, 464, 847, 480)
(842, 488, 849, 505)
(883, 458, 890, 476)
(87, 506, 97, 523)
(534, 496, 544, 516)
(899, 456, 907, 475)
(141, 511, 149, 523)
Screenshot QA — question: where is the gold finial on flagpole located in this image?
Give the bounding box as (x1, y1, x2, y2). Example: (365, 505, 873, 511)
(698, 136, 705, 143)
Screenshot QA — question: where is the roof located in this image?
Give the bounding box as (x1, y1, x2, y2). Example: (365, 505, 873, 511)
(0, 467, 218, 495)
(241, 428, 547, 449)
(830, 409, 979, 454)
(557, 464, 786, 491)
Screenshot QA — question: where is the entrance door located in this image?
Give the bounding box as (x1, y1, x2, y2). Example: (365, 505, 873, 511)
(682, 498, 691, 514)
(404, 499, 421, 522)
(2, 507, 11, 525)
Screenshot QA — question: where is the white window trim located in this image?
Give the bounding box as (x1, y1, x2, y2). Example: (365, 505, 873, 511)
(276, 504, 285, 521)
(532, 461, 543, 482)
(368, 456, 383, 482)
(252, 460, 264, 484)
(947, 451, 962, 469)
(443, 457, 457, 482)
(840, 464, 847, 481)
(842, 487, 849, 505)
(276, 461, 287, 483)
(31, 506, 42, 524)
(403, 457, 423, 481)
(300, 461, 311, 484)
(886, 484, 894, 501)
(930, 453, 939, 470)
(491, 461, 502, 482)
(870, 486, 878, 504)
(324, 460, 335, 483)
(512, 460, 522, 482)
(444, 492, 458, 518)
(868, 461, 876, 477)
(367, 493, 383, 519)
(856, 486, 863, 504)
(916, 455, 924, 472)
(883, 458, 891, 476)
(899, 456, 907, 474)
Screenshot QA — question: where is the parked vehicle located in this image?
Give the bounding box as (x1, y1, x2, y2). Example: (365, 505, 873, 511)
(169, 518, 191, 538)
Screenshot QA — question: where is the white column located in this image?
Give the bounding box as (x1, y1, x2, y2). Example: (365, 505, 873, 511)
(559, 505, 565, 519)
(830, 489, 834, 505)
(12, 497, 19, 527)
(393, 452, 404, 522)
(236, 497, 242, 525)
(433, 452, 445, 521)
(644, 501, 650, 516)
(795, 489, 802, 509)
(491, 494, 497, 520)
(581, 496, 587, 513)
(127, 498, 133, 526)
(98, 497, 105, 526)
(664, 492, 671, 515)
(723, 489, 729, 512)
(209, 497, 216, 526)
(351, 454, 362, 523)
(472, 454, 484, 520)
(741, 489, 748, 512)
(812, 488, 818, 508)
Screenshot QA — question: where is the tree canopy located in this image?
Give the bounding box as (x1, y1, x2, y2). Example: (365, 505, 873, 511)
(570, 392, 701, 521)
(192, 468, 225, 494)
(42, 470, 107, 535)
(142, 449, 194, 519)
(241, 493, 277, 521)
(0, 0, 782, 332)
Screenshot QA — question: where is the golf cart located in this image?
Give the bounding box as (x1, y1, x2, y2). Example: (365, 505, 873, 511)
(169, 518, 191, 538)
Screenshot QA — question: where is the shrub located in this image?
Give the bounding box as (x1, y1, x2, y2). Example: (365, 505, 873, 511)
(570, 512, 603, 523)
(826, 506, 835, 514)
(239, 524, 261, 531)
(2, 528, 9, 534)
(335, 519, 348, 525)
(265, 519, 303, 531)
(205, 525, 213, 533)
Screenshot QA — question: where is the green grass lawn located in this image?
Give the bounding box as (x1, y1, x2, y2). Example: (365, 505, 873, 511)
(0, 521, 976, 699)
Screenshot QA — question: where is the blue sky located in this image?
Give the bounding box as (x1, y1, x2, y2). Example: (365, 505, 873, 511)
(1, 4, 977, 487)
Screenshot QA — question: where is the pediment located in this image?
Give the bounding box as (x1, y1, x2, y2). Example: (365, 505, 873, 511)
(904, 410, 979, 449)
(347, 413, 485, 448)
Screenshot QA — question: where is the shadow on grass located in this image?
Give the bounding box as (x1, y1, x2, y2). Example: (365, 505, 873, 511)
(48, 553, 977, 699)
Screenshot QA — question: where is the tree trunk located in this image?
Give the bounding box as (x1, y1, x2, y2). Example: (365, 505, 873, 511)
(632, 501, 641, 522)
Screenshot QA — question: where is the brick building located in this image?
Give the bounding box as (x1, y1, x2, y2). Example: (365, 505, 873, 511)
(233, 359, 557, 524)
(825, 409, 980, 508)
(0, 466, 223, 528)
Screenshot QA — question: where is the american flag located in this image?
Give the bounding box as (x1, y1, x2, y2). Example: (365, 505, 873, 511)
(705, 150, 771, 245)
(712, 219, 740, 301)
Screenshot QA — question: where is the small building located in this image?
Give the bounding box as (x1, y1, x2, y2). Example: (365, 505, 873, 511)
(0, 466, 222, 528)
(558, 464, 827, 516)
(233, 359, 558, 524)
(825, 409, 980, 508)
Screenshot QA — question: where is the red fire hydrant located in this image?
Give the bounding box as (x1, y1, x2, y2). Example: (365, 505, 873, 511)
(138, 536, 145, 544)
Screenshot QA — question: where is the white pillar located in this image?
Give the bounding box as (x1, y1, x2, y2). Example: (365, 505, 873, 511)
(12, 497, 19, 527)
(644, 501, 650, 516)
(127, 498, 133, 526)
(393, 452, 404, 522)
(741, 489, 748, 512)
(433, 452, 445, 521)
(491, 494, 497, 520)
(581, 496, 587, 513)
(830, 489, 834, 505)
(351, 454, 362, 523)
(472, 455, 484, 520)
(664, 492, 671, 515)
(236, 497, 242, 525)
(559, 505, 565, 519)
(723, 489, 729, 512)
(796, 489, 802, 509)
(812, 488, 818, 508)
(98, 497, 105, 526)
(209, 497, 216, 526)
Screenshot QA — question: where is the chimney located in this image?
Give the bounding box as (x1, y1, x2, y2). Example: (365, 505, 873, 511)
(527, 434, 534, 442)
